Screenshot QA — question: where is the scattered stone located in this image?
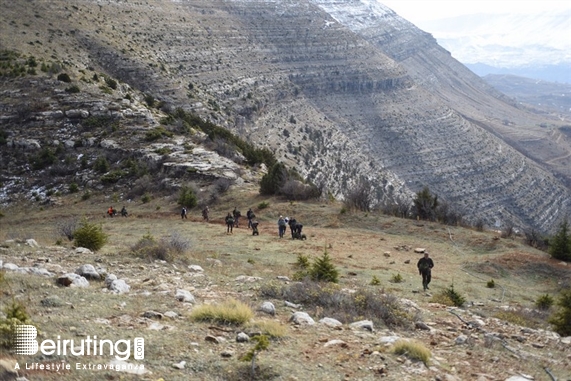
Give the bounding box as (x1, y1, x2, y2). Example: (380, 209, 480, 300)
(455, 335, 468, 345)
(3, 263, 19, 271)
(105, 274, 118, 287)
(221, 350, 234, 358)
(236, 332, 250, 342)
(109, 279, 130, 294)
(350, 320, 374, 332)
(276, 276, 291, 281)
(383, 252, 391, 257)
(290, 311, 315, 325)
(188, 265, 204, 272)
(76, 264, 100, 280)
(505, 376, 534, 381)
(259, 301, 276, 316)
(172, 361, 186, 370)
(414, 248, 426, 253)
(25, 239, 40, 248)
(175, 289, 195, 303)
(40, 295, 65, 307)
(143, 311, 164, 319)
(319, 317, 343, 328)
(285, 301, 302, 309)
(379, 336, 400, 345)
(75, 247, 93, 254)
(164, 311, 178, 319)
(57, 273, 89, 288)
(235, 275, 262, 283)
(205, 335, 222, 344)
(415, 321, 431, 330)
(323, 339, 348, 348)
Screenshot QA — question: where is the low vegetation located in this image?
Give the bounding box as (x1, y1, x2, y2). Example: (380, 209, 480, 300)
(190, 299, 254, 325)
(73, 218, 108, 251)
(391, 340, 431, 366)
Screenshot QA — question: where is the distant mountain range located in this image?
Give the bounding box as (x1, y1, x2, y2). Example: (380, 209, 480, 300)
(418, 10, 571, 83)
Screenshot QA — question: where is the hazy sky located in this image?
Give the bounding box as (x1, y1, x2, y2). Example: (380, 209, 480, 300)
(381, 0, 571, 24)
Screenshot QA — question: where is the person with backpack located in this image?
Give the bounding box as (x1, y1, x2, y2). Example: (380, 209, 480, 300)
(251, 220, 259, 236)
(225, 212, 235, 234)
(277, 215, 287, 238)
(120, 206, 128, 217)
(202, 206, 209, 222)
(181, 207, 187, 219)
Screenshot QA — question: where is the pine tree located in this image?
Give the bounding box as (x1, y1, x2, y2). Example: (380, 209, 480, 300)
(549, 289, 571, 336)
(310, 250, 339, 283)
(413, 186, 438, 221)
(549, 220, 571, 261)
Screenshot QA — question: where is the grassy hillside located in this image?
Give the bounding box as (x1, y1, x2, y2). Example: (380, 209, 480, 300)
(0, 185, 570, 380)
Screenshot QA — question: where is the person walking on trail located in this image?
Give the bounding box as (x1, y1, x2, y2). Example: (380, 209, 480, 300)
(225, 212, 235, 234)
(202, 206, 209, 222)
(288, 217, 297, 239)
(181, 207, 187, 220)
(233, 207, 241, 228)
(120, 206, 128, 217)
(246, 208, 255, 229)
(417, 252, 434, 291)
(277, 215, 287, 238)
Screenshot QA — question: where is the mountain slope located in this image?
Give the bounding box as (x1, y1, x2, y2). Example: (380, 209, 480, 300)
(1, 0, 571, 233)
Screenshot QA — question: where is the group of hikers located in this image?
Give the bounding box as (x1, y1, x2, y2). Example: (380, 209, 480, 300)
(107, 206, 128, 217)
(224, 207, 259, 235)
(277, 215, 304, 239)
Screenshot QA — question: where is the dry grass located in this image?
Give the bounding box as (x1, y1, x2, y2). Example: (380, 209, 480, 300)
(391, 339, 431, 365)
(190, 299, 254, 325)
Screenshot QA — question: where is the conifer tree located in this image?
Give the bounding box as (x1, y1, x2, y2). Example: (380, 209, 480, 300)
(310, 250, 339, 283)
(549, 220, 571, 261)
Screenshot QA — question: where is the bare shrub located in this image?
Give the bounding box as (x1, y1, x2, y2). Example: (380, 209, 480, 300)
(260, 280, 412, 328)
(56, 217, 79, 241)
(279, 179, 321, 201)
(344, 178, 373, 212)
(524, 229, 548, 251)
(131, 233, 171, 262)
(162, 231, 191, 254)
(213, 177, 233, 194)
(500, 222, 514, 239)
(436, 201, 464, 226)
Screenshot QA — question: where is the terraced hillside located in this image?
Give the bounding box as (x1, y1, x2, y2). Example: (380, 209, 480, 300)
(1, 0, 571, 233)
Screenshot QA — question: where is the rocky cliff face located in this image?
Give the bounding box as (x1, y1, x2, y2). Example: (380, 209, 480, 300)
(1, 0, 570, 233)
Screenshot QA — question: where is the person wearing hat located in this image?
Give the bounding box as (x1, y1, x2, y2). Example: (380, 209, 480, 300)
(417, 251, 434, 291)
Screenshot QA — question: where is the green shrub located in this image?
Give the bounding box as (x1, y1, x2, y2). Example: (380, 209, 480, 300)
(56, 73, 71, 82)
(443, 284, 466, 307)
(145, 127, 173, 141)
(487, 279, 495, 288)
(81, 191, 91, 200)
(69, 182, 79, 193)
(73, 219, 108, 251)
(93, 156, 110, 173)
(259, 162, 287, 195)
(100, 170, 125, 184)
(32, 147, 56, 170)
(549, 290, 571, 336)
(370, 275, 381, 286)
(296, 254, 311, 269)
(391, 340, 431, 366)
(141, 193, 152, 204)
(257, 201, 270, 210)
(65, 85, 80, 93)
(535, 294, 554, 310)
(178, 186, 197, 208)
(0, 301, 34, 348)
(309, 250, 339, 283)
(240, 334, 270, 380)
(549, 220, 571, 261)
(391, 273, 403, 283)
(190, 299, 254, 325)
(105, 77, 117, 90)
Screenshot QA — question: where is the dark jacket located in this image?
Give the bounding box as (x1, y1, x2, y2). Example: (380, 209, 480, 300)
(417, 257, 434, 273)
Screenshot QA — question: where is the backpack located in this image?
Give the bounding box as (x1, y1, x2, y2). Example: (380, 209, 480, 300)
(278, 218, 286, 226)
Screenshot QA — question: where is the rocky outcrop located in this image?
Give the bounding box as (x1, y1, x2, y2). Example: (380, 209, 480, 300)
(1, 0, 571, 233)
